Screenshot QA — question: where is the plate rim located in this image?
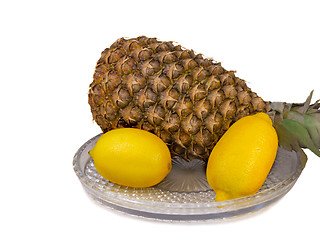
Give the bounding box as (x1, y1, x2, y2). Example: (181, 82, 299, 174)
(73, 133, 303, 220)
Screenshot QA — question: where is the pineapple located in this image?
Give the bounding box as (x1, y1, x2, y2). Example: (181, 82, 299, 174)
(88, 36, 320, 163)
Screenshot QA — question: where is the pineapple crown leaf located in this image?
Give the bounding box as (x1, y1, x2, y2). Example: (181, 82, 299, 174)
(270, 90, 320, 166)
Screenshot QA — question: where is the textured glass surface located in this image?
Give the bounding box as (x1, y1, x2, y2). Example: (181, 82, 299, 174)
(73, 134, 303, 221)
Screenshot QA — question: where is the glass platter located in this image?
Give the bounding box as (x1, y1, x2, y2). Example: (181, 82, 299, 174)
(73, 133, 304, 221)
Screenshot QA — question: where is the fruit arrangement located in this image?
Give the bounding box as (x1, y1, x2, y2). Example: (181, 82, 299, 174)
(88, 36, 320, 201)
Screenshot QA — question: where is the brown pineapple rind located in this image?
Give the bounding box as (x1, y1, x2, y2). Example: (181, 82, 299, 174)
(88, 36, 269, 161)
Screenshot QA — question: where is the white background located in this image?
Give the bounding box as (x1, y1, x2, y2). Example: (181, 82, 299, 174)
(1, 0, 320, 239)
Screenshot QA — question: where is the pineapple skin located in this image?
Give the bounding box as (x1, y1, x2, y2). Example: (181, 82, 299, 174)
(88, 36, 270, 162)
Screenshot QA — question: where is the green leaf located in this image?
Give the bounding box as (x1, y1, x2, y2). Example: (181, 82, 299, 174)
(304, 114, 320, 149)
(291, 90, 314, 115)
(274, 122, 308, 168)
(284, 110, 305, 124)
(271, 90, 320, 161)
(281, 119, 320, 157)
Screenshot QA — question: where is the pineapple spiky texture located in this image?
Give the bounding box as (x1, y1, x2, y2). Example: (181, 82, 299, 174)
(88, 36, 270, 161)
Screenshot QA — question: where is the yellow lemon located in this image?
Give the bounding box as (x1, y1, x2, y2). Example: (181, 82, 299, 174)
(89, 128, 172, 188)
(206, 113, 278, 201)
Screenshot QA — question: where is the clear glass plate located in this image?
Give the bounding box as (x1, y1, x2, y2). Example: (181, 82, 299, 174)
(73, 133, 303, 221)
